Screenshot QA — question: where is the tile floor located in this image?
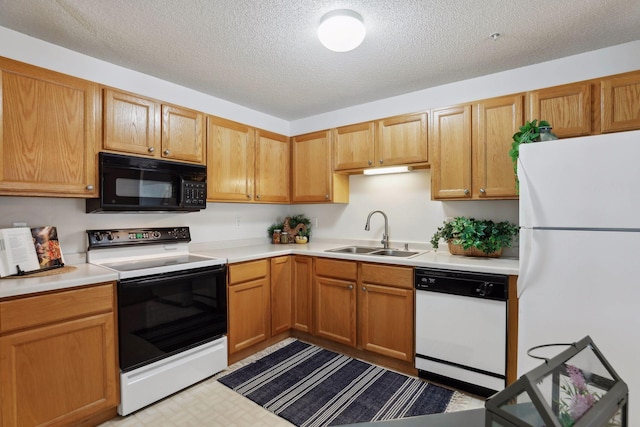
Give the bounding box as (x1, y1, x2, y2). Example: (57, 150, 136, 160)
(99, 339, 484, 427)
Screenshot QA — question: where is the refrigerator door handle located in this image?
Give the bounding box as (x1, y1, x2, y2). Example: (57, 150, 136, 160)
(517, 227, 532, 297)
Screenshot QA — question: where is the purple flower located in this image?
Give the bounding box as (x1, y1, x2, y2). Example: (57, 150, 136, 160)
(569, 393, 597, 420)
(567, 365, 587, 392)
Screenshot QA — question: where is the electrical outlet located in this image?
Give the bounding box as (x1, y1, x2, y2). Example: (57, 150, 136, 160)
(235, 217, 240, 228)
(13, 222, 27, 228)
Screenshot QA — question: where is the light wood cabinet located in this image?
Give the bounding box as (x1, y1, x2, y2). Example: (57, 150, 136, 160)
(0, 283, 118, 427)
(0, 57, 99, 197)
(473, 94, 523, 198)
(527, 81, 592, 138)
(103, 88, 204, 164)
(432, 95, 522, 200)
(292, 130, 348, 203)
(333, 122, 376, 170)
(431, 105, 472, 199)
(207, 117, 290, 203)
(601, 71, 640, 133)
(313, 258, 357, 347)
(377, 112, 429, 166)
(271, 256, 292, 336)
(358, 263, 414, 362)
(292, 256, 313, 333)
(227, 260, 270, 354)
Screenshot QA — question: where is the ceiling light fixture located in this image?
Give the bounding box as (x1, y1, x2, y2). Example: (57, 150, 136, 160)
(363, 166, 413, 176)
(318, 9, 366, 52)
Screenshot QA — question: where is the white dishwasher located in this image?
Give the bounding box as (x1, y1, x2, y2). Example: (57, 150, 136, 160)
(415, 268, 508, 397)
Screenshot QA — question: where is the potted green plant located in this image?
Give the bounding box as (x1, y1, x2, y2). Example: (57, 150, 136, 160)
(509, 119, 551, 192)
(430, 216, 519, 257)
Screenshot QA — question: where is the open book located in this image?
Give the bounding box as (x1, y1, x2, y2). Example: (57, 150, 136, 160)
(0, 226, 64, 277)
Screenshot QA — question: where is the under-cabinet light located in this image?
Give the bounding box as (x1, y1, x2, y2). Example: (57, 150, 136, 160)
(363, 166, 413, 176)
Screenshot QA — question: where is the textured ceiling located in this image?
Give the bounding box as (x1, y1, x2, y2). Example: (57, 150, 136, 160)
(1, 0, 639, 120)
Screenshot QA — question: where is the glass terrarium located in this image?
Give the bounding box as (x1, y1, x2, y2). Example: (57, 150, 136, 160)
(485, 335, 628, 427)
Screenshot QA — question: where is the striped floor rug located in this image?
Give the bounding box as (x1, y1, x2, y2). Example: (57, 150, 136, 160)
(218, 340, 454, 427)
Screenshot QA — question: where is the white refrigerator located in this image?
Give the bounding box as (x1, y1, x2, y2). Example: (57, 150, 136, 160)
(517, 129, 640, 425)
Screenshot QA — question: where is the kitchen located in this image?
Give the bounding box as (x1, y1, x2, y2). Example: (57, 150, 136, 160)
(1, 2, 640, 426)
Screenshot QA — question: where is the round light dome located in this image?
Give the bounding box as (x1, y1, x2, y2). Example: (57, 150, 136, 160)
(318, 10, 366, 52)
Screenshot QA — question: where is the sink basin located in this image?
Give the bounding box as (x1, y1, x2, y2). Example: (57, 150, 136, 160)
(369, 249, 420, 257)
(326, 246, 382, 254)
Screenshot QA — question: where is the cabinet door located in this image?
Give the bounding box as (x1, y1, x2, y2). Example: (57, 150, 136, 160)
(527, 82, 592, 138)
(333, 122, 376, 171)
(601, 71, 640, 133)
(292, 130, 348, 203)
(314, 276, 356, 347)
(228, 278, 270, 353)
(103, 88, 161, 157)
(161, 104, 205, 164)
(270, 256, 292, 336)
(292, 256, 313, 333)
(431, 105, 472, 199)
(0, 313, 117, 426)
(0, 58, 99, 197)
(255, 129, 290, 203)
(358, 284, 414, 362)
(474, 94, 523, 199)
(377, 112, 428, 166)
(206, 116, 255, 202)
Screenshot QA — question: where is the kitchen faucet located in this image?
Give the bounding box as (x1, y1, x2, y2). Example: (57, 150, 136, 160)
(365, 210, 390, 249)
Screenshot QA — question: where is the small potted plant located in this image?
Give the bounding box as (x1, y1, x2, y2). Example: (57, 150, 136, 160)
(430, 216, 518, 257)
(509, 119, 552, 192)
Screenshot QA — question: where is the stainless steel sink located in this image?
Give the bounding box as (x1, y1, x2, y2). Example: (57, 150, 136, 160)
(325, 246, 421, 257)
(326, 246, 382, 254)
(369, 249, 420, 257)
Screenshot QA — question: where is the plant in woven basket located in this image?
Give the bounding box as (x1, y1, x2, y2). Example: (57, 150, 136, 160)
(430, 216, 519, 256)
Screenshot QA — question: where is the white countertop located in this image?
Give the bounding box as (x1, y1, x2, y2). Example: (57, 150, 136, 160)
(0, 239, 518, 299)
(0, 263, 119, 299)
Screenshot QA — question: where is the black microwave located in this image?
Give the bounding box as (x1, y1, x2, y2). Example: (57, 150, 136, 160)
(86, 153, 207, 213)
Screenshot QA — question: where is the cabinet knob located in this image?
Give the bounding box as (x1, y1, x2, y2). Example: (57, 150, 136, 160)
(86, 185, 94, 191)
(256, 194, 261, 199)
(464, 189, 470, 195)
(368, 160, 373, 166)
(247, 194, 252, 198)
(163, 149, 170, 155)
(480, 188, 486, 194)
(379, 159, 384, 164)
(148, 147, 155, 153)
(325, 194, 329, 199)
(362, 286, 367, 291)
(348, 285, 353, 290)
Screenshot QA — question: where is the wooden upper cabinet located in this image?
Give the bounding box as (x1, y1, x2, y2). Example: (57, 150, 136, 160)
(377, 112, 428, 166)
(255, 129, 290, 203)
(0, 57, 99, 197)
(473, 94, 523, 198)
(161, 104, 205, 164)
(103, 88, 161, 156)
(333, 122, 376, 171)
(431, 105, 472, 199)
(601, 71, 640, 133)
(527, 81, 592, 138)
(292, 130, 348, 203)
(206, 116, 255, 202)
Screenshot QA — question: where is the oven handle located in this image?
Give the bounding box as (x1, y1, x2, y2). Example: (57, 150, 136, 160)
(120, 265, 227, 287)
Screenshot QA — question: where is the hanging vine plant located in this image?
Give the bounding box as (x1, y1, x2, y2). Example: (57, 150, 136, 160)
(509, 119, 551, 192)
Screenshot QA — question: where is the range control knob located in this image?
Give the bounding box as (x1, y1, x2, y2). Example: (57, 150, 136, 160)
(152, 231, 161, 239)
(106, 232, 114, 240)
(94, 232, 103, 242)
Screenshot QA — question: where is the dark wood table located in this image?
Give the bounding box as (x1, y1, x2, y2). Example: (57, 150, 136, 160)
(337, 409, 486, 427)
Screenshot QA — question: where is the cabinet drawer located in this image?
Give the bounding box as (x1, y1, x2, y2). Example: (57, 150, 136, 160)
(0, 283, 114, 334)
(229, 259, 268, 285)
(360, 263, 413, 289)
(315, 258, 357, 280)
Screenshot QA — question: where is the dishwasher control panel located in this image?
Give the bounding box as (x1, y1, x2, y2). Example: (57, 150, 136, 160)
(415, 267, 508, 301)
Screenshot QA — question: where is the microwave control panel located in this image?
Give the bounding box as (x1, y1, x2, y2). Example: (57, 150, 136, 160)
(183, 181, 206, 208)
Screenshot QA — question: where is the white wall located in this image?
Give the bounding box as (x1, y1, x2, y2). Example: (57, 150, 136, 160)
(0, 27, 639, 258)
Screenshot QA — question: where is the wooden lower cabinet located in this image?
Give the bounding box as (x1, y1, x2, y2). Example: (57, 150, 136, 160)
(227, 259, 270, 354)
(292, 256, 313, 333)
(270, 256, 292, 335)
(0, 283, 118, 427)
(358, 263, 414, 362)
(313, 259, 414, 362)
